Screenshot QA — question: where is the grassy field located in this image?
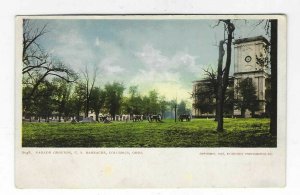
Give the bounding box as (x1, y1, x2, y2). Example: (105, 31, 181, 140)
(22, 118, 276, 147)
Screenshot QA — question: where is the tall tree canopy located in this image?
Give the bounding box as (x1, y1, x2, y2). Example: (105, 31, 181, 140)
(104, 82, 125, 119)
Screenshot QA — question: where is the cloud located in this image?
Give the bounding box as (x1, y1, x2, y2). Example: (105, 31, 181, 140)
(98, 57, 125, 76)
(95, 37, 101, 47)
(49, 28, 96, 71)
(130, 44, 203, 103)
(135, 44, 169, 71)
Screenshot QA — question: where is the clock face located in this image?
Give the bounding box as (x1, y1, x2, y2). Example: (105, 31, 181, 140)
(245, 56, 252, 63)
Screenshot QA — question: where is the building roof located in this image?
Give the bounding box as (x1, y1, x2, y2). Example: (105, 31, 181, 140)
(193, 76, 234, 84)
(234, 36, 270, 45)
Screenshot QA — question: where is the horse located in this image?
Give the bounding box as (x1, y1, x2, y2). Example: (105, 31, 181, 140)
(148, 114, 162, 122)
(178, 114, 191, 122)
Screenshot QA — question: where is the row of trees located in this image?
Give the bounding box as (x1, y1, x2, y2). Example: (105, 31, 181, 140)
(23, 78, 190, 122)
(22, 19, 191, 122)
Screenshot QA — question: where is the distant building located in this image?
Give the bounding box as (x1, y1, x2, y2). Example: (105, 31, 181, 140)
(192, 36, 270, 118)
(192, 77, 234, 117)
(192, 79, 215, 117)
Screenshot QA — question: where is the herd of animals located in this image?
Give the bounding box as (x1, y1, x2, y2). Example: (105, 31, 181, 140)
(82, 114, 192, 123)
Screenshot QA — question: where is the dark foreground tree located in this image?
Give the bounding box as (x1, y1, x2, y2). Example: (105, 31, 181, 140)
(215, 20, 235, 132)
(269, 20, 277, 136)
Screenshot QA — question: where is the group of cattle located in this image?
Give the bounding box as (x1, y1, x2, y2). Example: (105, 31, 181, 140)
(96, 114, 191, 123)
(25, 114, 192, 123)
(98, 114, 144, 123)
(97, 114, 163, 123)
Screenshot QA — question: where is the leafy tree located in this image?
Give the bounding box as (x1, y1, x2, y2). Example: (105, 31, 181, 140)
(90, 87, 106, 121)
(142, 95, 151, 115)
(158, 96, 168, 118)
(234, 78, 259, 117)
(23, 80, 55, 121)
(32, 80, 56, 121)
(148, 90, 160, 114)
(192, 78, 216, 116)
(124, 85, 144, 115)
(52, 78, 72, 122)
(71, 81, 86, 121)
(177, 100, 188, 116)
(104, 82, 125, 119)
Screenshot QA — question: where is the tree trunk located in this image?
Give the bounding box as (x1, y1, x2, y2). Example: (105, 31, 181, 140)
(251, 109, 255, 118)
(58, 112, 62, 122)
(174, 104, 177, 122)
(216, 40, 225, 132)
(95, 111, 99, 122)
(216, 20, 235, 132)
(76, 111, 80, 122)
(216, 92, 224, 131)
(241, 107, 245, 118)
(270, 20, 277, 137)
(85, 98, 89, 118)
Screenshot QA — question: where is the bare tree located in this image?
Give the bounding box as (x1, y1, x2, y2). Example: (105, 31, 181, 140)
(23, 58, 77, 100)
(22, 19, 48, 68)
(81, 65, 98, 117)
(22, 20, 77, 101)
(215, 19, 235, 132)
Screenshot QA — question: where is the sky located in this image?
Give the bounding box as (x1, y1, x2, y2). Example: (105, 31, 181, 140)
(31, 18, 268, 108)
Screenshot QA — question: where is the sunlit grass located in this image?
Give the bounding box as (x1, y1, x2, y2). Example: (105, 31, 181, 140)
(22, 118, 276, 147)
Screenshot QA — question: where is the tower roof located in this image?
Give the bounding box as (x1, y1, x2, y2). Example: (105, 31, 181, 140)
(234, 36, 270, 45)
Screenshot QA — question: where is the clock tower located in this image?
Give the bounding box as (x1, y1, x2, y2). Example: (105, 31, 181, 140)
(233, 36, 270, 117)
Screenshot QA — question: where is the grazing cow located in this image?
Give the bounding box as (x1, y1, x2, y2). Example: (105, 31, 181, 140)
(99, 115, 112, 123)
(121, 114, 130, 122)
(148, 114, 162, 122)
(115, 115, 122, 121)
(178, 114, 191, 122)
(133, 114, 143, 122)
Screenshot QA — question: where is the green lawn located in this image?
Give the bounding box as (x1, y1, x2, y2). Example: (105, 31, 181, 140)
(22, 118, 276, 147)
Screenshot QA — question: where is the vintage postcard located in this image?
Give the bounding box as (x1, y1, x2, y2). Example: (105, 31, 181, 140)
(15, 15, 286, 188)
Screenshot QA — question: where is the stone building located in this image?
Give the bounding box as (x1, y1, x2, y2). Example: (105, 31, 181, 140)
(233, 36, 270, 117)
(192, 79, 216, 117)
(192, 77, 234, 117)
(192, 36, 270, 117)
